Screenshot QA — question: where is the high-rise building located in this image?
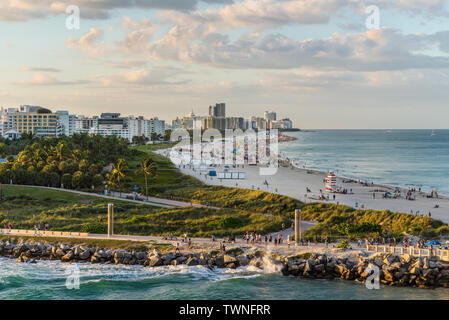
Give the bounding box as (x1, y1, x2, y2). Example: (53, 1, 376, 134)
(209, 103, 226, 118)
(203, 116, 227, 130)
(264, 111, 277, 121)
(226, 117, 245, 130)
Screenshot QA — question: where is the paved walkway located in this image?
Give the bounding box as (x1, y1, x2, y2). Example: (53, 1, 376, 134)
(1, 220, 316, 246)
(7, 185, 218, 209)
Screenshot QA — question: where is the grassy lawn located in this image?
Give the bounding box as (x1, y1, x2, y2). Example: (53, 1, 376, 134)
(0, 185, 289, 238)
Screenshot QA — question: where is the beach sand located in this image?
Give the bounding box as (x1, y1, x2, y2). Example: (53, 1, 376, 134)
(156, 149, 449, 223)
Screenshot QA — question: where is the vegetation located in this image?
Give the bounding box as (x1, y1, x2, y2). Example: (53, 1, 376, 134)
(0, 185, 288, 238)
(337, 240, 350, 249)
(1, 134, 447, 241)
(0, 133, 134, 193)
(300, 203, 446, 239)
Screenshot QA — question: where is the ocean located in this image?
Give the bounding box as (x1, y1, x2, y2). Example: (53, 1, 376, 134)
(1, 258, 449, 300)
(279, 130, 449, 195)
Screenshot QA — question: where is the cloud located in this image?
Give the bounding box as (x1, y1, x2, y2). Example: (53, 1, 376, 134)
(18, 72, 90, 86)
(67, 27, 110, 57)
(94, 66, 190, 87)
(144, 26, 449, 71)
(118, 17, 157, 55)
(20, 67, 62, 73)
(0, 0, 235, 22)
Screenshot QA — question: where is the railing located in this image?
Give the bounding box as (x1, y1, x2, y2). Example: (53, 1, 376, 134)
(366, 244, 449, 261)
(0, 229, 88, 238)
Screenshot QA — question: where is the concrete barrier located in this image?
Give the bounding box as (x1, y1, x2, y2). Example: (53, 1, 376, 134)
(0, 229, 89, 238)
(367, 244, 449, 261)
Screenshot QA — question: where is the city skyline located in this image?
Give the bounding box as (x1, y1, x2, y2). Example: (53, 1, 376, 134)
(1, 1, 449, 129)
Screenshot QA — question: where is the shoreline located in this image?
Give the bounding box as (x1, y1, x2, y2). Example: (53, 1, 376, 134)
(157, 147, 449, 224)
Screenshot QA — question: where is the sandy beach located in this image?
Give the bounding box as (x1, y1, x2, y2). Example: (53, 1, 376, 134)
(156, 148, 449, 223)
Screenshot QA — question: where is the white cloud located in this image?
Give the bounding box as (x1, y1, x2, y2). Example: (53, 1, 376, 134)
(66, 27, 110, 57)
(144, 26, 449, 71)
(18, 72, 89, 86)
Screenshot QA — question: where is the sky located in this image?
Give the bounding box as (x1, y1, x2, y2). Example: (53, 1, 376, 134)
(1, 0, 449, 129)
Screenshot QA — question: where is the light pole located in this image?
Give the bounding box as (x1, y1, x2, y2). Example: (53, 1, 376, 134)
(295, 209, 301, 246)
(108, 203, 114, 238)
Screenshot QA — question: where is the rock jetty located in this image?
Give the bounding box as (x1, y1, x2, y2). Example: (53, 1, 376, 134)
(281, 252, 449, 289)
(0, 239, 264, 270)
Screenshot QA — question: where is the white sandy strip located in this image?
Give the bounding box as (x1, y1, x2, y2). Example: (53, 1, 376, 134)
(156, 149, 449, 224)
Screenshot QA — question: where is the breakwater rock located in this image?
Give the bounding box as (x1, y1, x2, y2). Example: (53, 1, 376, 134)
(0, 239, 265, 271)
(281, 253, 449, 289)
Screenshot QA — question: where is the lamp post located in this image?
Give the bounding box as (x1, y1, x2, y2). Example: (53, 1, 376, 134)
(107, 203, 114, 238)
(295, 209, 301, 246)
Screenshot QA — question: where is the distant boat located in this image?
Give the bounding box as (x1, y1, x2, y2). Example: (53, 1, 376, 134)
(385, 130, 392, 133)
(431, 130, 436, 136)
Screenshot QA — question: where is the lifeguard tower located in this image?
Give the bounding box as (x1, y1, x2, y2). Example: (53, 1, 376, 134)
(325, 171, 337, 192)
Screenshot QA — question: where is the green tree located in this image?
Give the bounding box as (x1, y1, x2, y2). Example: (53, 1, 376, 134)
(72, 171, 84, 189)
(62, 173, 72, 189)
(92, 174, 104, 187)
(108, 158, 128, 196)
(140, 157, 157, 199)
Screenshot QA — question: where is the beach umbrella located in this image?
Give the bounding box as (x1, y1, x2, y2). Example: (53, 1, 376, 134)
(427, 240, 441, 245)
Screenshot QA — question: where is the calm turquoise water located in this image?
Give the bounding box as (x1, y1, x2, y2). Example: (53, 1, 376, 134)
(280, 130, 449, 194)
(1, 258, 449, 300)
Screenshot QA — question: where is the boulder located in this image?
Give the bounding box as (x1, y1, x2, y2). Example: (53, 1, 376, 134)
(79, 250, 90, 260)
(303, 260, 315, 274)
(249, 259, 263, 269)
(401, 254, 412, 264)
(186, 257, 199, 266)
(151, 248, 162, 257)
(223, 255, 237, 264)
(383, 255, 397, 266)
(61, 250, 74, 262)
(237, 255, 249, 266)
(149, 256, 163, 267)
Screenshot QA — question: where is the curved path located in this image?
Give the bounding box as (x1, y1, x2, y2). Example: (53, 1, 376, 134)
(6, 184, 219, 209)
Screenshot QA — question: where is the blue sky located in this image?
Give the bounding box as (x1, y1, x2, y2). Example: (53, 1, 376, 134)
(1, 0, 449, 129)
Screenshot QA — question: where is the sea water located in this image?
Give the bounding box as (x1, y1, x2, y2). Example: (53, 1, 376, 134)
(279, 130, 449, 194)
(1, 258, 449, 300)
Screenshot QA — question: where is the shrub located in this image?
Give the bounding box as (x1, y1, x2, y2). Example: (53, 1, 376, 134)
(337, 240, 350, 249)
(80, 223, 107, 234)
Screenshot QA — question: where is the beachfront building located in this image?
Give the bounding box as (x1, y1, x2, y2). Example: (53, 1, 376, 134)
(251, 117, 268, 130)
(11, 106, 62, 138)
(74, 113, 165, 142)
(264, 111, 277, 122)
(56, 110, 77, 136)
(269, 118, 293, 129)
(0, 107, 18, 136)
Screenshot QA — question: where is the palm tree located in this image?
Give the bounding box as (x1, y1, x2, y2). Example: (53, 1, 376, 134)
(54, 141, 71, 161)
(110, 158, 128, 197)
(141, 157, 157, 200)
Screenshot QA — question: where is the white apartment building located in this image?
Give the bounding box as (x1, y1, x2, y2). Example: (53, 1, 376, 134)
(0, 107, 18, 136)
(74, 114, 165, 142)
(56, 110, 77, 136)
